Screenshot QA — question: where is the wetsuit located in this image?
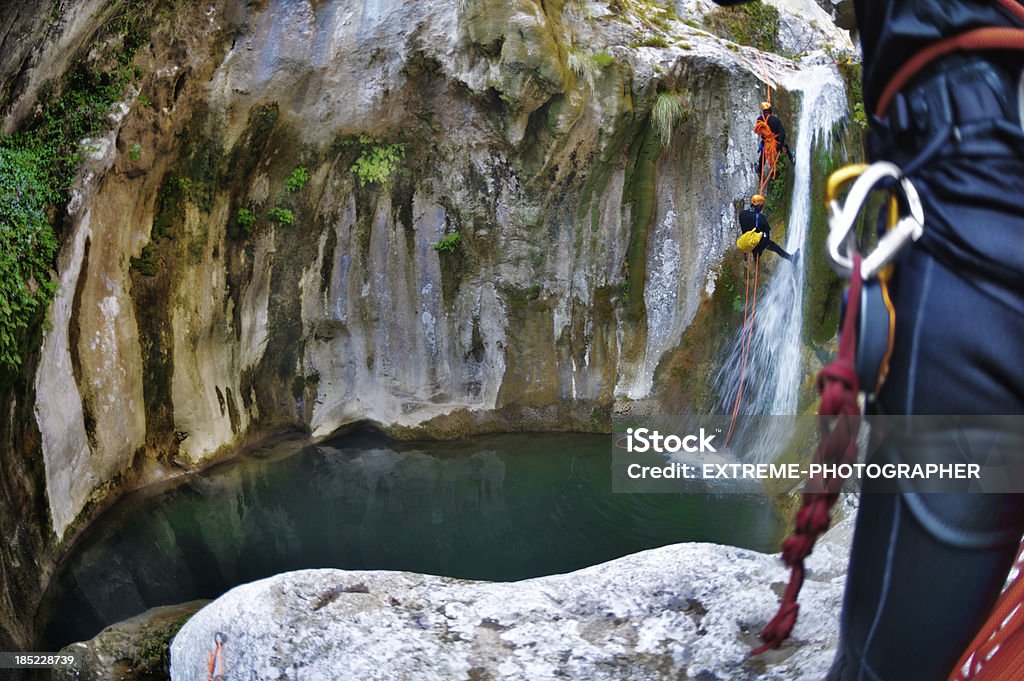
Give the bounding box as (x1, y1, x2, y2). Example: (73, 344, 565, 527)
(825, 2, 1024, 678)
(738, 207, 793, 260)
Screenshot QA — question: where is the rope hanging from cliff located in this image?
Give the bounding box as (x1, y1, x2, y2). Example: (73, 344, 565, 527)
(724, 252, 759, 447)
(751, 253, 864, 656)
(753, 51, 774, 108)
(752, 52, 779, 193)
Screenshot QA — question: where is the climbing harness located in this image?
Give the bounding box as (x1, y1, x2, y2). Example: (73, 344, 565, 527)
(207, 632, 226, 681)
(753, 161, 922, 655)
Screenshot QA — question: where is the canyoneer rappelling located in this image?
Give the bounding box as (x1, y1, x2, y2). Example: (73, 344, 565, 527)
(755, 101, 795, 175)
(736, 194, 799, 263)
(724, 192, 800, 447)
(723, 77, 803, 446)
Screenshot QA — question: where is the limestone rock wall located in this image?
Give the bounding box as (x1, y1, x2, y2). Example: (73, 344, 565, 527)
(0, 0, 853, 648)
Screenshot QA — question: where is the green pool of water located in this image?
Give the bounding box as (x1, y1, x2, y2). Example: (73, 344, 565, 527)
(39, 431, 783, 647)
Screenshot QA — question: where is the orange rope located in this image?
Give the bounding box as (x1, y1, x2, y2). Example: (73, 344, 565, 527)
(950, 546, 1024, 680)
(725, 253, 759, 446)
(995, 0, 1024, 23)
(207, 638, 224, 681)
(753, 50, 774, 107)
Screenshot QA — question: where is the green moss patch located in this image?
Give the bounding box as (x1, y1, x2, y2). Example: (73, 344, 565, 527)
(702, 1, 779, 52)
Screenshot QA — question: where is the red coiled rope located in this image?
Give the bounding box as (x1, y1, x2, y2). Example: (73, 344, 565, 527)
(752, 253, 864, 655)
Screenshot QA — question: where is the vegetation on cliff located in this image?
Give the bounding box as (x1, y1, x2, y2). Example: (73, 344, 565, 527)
(702, 1, 781, 52)
(0, 0, 156, 374)
(0, 147, 59, 371)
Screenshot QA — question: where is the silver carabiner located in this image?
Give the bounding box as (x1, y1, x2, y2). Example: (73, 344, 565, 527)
(825, 162, 925, 280)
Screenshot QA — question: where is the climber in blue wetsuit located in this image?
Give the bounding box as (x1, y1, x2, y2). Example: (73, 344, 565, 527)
(716, 1, 1024, 678)
(755, 102, 795, 174)
(738, 194, 797, 262)
(824, 2, 1024, 678)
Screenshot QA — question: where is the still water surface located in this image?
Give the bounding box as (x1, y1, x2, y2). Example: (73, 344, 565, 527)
(40, 431, 783, 646)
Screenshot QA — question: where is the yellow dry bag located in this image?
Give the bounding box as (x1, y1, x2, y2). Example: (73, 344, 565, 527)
(736, 229, 763, 253)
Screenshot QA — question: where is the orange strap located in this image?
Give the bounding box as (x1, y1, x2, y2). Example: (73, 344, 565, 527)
(995, 0, 1024, 23)
(876, 26, 1024, 118)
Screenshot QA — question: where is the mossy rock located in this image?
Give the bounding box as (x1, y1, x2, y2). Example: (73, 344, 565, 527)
(56, 600, 209, 681)
(702, 1, 780, 52)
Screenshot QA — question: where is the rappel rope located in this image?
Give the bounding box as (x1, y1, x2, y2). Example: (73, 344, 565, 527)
(725, 72, 775, 444)
(724, 253, 758, 447)
(753, 54, 780, 194)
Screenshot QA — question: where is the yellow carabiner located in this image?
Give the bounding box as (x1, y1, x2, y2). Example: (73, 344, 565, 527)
(825, 162, 923, 279)
(825, 163, 869, 205)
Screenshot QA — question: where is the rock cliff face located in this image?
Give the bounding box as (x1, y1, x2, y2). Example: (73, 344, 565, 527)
(0, 0, 852, 648)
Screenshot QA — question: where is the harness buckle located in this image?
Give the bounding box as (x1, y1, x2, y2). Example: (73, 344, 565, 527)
(825, 162, 924, 280)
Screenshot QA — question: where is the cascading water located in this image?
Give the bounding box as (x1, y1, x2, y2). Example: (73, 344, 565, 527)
(715, 64, 848, 463)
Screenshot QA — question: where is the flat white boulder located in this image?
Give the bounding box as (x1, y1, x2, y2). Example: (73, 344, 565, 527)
(170, 534, 848, 681)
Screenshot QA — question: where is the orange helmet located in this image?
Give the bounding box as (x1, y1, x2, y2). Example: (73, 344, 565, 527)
(760, 101, 772, 111)
(751, 194, 766, 206)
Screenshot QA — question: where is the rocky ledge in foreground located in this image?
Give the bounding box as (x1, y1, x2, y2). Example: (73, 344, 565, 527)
(170, 530, 849, 681)
(56, 600, 209, 681)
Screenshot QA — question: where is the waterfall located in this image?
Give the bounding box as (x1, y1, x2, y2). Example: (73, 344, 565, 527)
(714, 65, 848, 462)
